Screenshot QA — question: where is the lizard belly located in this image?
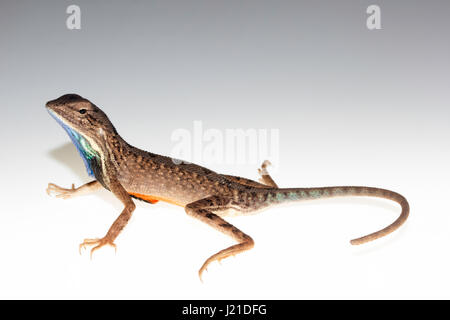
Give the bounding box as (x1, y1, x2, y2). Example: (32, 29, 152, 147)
(129, 192, 186, 207)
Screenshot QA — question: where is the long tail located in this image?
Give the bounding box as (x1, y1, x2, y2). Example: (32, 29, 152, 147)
(269, 186, 409, 245)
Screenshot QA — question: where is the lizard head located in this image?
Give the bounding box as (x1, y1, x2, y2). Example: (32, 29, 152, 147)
(46, 94, 120, 177)
(46, 94, 119, 140)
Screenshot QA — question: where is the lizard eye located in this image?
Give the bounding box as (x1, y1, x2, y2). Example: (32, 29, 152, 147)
(79, 109, 87, 114)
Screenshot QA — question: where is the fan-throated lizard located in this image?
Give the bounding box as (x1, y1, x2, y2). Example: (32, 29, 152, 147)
(45, 94, 409, 280)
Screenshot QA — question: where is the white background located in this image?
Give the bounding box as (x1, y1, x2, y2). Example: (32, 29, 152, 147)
(1, 1, 449, 299)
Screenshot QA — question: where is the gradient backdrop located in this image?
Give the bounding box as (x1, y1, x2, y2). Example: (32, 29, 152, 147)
(0, 0, 449, 299)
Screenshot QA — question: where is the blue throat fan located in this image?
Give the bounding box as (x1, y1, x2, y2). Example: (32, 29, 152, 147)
(48, 109, 99, 177)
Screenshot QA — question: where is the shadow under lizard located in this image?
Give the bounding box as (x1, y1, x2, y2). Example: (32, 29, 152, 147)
(45, 94, 410, 280)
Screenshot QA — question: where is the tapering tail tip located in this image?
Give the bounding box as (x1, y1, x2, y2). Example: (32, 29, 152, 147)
(349, 194, 410, 246)
(350, 238, 367, 246)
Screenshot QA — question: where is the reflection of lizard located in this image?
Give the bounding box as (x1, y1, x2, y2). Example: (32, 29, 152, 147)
(46, 94, 409, 280)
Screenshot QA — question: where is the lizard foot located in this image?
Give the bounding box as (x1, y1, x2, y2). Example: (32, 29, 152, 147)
(257, 160, 272, 177)
(79, 236, 117, 258)
(257, 160, 278, 188)
(198, 251, 237, 282)
(46, 183, 77, 199)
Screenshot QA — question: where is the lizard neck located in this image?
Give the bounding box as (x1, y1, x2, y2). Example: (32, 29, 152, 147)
(51, 110, 128, 184)
(51, 113, 101, 178)
(86, 129, 130, 187)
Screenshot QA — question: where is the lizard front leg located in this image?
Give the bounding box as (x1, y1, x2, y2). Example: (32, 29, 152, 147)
(80, 178, 136, 257)
(46, 180, 102, 199)
(185, 196, 254, 281)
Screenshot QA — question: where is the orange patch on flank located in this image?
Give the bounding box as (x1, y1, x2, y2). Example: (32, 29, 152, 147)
(129, 192, 185, 207)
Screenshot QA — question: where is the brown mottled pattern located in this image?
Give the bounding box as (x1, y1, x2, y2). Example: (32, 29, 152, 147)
(46, 94, 410, 280)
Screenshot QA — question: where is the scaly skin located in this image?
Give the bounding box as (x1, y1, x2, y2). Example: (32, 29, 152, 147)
(45, 94, 409, 280)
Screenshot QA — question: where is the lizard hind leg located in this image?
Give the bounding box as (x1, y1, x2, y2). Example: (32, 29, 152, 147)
(185, 196, 254, 281)
(258, 160, 278, 188)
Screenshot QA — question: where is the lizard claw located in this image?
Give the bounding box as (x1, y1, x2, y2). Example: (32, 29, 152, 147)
(79, 237, 117, 258)
(46, 183, 76, 199)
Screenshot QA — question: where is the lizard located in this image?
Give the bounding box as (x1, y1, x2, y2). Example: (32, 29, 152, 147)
(45, 94, 410, 280)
